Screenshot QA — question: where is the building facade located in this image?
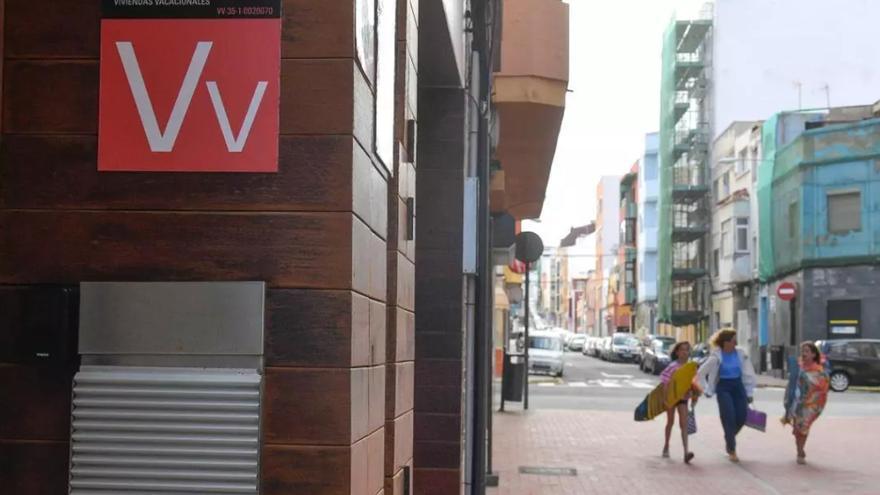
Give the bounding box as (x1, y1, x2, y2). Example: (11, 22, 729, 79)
(636, 133, 660, 335)
(760, 111, 880, 368)
(710, 122, 761, 360)
(612, 164, 639, 333)
(595, 175, 621, 336)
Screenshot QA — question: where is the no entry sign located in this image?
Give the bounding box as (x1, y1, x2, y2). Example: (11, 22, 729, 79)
(98, 0, 281, 172)
(777, 282, 797, 301)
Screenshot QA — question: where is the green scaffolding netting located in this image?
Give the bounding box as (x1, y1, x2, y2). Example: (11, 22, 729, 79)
(758, 113, 880, 281)
(656, 19, 677, 324)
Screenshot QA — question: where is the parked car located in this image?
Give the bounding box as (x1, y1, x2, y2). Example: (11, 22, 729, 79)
(568, 334, 587, 352)
(690, 342, 711, 366)
(527, 331, 565, 377)
(641, 338, 675, 374)
(605, 333, 640, 362)
(815, 339, 880, 392)
(638, 334, 666, 363)
(584, 337, 598, 356)
(599, 337, 613, 360)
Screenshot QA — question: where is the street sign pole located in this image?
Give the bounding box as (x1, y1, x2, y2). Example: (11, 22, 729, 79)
(524, 263, 530, 411)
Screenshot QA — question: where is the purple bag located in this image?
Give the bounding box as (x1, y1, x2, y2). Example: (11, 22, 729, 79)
(745, 408, 767, 432)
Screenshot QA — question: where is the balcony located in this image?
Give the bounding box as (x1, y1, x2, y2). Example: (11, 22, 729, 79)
(671, 161, 709, 202)
(670, 279, 707, 326)
(492, 0, 569, 220)
(671, 201, 709, 243)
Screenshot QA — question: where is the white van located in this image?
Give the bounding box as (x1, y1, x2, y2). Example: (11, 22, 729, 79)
(527, 330, 565, 377)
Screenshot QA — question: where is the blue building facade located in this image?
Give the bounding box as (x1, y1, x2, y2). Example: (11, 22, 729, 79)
(760, 113, 880, 354)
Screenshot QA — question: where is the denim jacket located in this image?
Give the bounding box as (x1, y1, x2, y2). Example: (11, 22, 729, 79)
(697, 348, 757, 398)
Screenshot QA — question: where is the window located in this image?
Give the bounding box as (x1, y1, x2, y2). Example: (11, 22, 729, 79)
(713, 249, 720, 276)
(827, 191, 861, 234)
(736, 149, 747, 175)
(736, 218, 749, 253)
(722, 173, 730, 197)
(374, 0, 397, 173)
(788, 201, 799, 239)
(713, 179, 720, 203)
(848, 343, 877, 359)
(721, 219, 731, 256)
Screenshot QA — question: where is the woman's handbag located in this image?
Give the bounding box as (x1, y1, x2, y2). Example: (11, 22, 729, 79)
(745, 408, 767, 432)
(687, 407, 697, 435)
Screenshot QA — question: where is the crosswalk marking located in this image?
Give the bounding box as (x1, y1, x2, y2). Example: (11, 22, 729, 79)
(601, 372, 633, 379)
(625, 380, 653, 389)
(569, 381, 588, 387)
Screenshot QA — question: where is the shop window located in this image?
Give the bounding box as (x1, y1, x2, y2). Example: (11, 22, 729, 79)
(827, 190, 861, 234)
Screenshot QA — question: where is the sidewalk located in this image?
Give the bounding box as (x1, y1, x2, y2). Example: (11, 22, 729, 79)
(489, 408, 879, 495)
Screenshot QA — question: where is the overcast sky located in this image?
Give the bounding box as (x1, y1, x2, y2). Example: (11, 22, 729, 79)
(522, 0, 707, 247)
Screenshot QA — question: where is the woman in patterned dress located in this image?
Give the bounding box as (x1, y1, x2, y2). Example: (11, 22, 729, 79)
(660, 341, 699, 463)
(782, 342, 830, 465)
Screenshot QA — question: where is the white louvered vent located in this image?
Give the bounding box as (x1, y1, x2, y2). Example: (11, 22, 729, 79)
(69, 366, 261, 495)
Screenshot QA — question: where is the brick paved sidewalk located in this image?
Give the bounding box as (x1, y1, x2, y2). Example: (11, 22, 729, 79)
(489, 408, 879, 495)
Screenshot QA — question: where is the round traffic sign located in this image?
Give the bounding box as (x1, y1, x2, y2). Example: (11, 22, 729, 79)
(515, 232, 544, 264)
(777, 282, 797, 301)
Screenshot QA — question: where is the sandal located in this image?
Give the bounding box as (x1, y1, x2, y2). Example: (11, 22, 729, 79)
(685, 452, 695, 464)
(662, 448, 670, 458)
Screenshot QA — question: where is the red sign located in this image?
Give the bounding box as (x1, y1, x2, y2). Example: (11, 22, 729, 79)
(509, 259, 526, 274)
(777, 282, 797, 301)
(98, 18, 280, 172)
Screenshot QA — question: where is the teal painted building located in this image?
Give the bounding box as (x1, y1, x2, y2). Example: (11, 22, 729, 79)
(759, 110, 880, 350)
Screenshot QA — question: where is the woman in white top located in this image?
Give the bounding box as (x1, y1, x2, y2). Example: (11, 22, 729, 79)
(696, 328, 757, 463)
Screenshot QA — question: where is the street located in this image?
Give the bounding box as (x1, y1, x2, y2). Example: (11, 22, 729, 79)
(512, 352, 880, 416)
(490, 351, 880, 495)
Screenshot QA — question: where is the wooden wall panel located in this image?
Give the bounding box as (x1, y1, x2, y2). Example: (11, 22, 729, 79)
(0, 364, 72, 441)
(385, 361, 414, 419)
(395, 253, 415, 311)
(4, 0, 99, 59)
(413, 468, 459, 495)
(0, 441, 70, 494)
(384, 411, 413, 475)
(261, 444, 353, 495)
(280, 59, 354, 135)
(263, 367, 366, 446)
(366, 428, 386, 495)
(265, 290, 371, 368)
(0, 135, 355, 211)
(413, 440, 460, 470)
(2, 60, 98, 134)
(353, 142, 389, 240)
(369, 300, 387, 365)
(0, 211, 353, 288)
(368, 365, 387, 434)
(281, 0, 353, 59)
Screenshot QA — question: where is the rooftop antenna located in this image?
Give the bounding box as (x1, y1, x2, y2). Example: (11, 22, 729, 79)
(821, 83, 831, 109)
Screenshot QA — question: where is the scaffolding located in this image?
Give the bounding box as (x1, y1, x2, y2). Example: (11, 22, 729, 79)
(658, 17, 712, 335)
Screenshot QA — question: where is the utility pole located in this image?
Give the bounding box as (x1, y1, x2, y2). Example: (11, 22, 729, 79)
(524, 263, 530, 410)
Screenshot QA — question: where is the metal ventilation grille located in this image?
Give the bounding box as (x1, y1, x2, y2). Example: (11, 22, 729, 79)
(69, 366, 261, 495)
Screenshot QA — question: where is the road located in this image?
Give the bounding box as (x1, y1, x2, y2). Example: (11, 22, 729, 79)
(497, 350, 880, 416)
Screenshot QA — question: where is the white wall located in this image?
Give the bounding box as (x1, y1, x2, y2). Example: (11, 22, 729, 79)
(713, 0, 880, 138)
(637, 133, 659, 303)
